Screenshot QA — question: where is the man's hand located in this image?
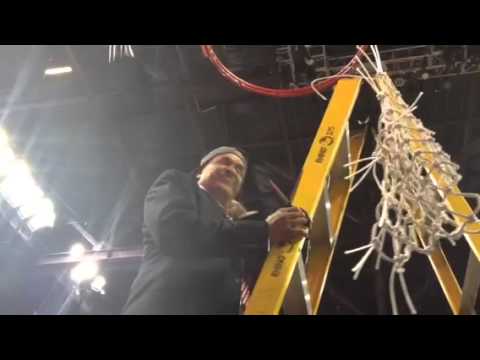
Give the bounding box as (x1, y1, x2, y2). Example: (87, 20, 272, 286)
(266, 207, 310, 246)
(226, 200, 248, 220)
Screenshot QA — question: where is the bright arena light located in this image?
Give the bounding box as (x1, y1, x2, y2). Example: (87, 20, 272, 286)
(0, 128, 9, 146)
(70, 261, 99, 284)
(0, 147, 15, 178)
(0, 129, 16, 178)
(25, 198, 56, 231)
(11, 182, 44, 211)
(17, 194, 48, 219)
(0, 127, 57, 237)
(69, 243, 86, 258)
(91, 275, 106, 294)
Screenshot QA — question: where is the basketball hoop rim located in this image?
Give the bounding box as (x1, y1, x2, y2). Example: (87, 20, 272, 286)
(200, 45, 369, 98)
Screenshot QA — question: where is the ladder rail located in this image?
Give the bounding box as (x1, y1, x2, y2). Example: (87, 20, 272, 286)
(406, 115, 480, 315)
(245, 79, 363, 315)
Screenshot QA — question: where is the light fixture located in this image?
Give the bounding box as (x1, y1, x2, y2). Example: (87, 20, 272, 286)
(0, 160, 35, 207)
(17, 189, 46, 219)
(69, 243, 86, 258)
(90, 275, 106, 294)
(0, 147, 15, 177)
(70, 261, 99, 284)
(0, 128, 8, 146)
(0, 128, 16, 177)
(0, 127, 56, 238)
(44, 66, 72, 76)
(26, 199, 56, 231)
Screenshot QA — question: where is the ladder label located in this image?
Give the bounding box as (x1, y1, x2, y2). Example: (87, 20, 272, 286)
(316, 126, 336, 163)
(271, 243, 296, 277)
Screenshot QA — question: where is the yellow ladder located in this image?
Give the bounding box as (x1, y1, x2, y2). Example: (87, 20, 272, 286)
(245, 79, 365, 315)
(407, 119, 480, 315)
(245, 78, 480, 315)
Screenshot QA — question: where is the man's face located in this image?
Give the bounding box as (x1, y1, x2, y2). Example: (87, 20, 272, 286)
(198, 153, 246, 202)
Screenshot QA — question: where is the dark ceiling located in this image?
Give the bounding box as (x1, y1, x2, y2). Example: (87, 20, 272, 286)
(1, 45, 479, 315)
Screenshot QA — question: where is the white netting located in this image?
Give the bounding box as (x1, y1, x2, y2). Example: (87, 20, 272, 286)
(311, 46, 480, 315)
(108, 45, 135, 63)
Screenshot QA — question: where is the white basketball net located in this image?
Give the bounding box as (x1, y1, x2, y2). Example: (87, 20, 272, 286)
(316, 46, 480, 315)
(108, 45, 135, 63)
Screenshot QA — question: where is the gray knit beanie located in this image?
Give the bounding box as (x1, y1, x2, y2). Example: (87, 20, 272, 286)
(200, 146, 247, 170)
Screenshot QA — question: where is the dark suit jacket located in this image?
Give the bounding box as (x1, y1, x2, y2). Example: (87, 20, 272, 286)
(122, 169, 269, 314)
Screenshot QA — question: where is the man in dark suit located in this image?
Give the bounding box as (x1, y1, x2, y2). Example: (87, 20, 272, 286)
(123, 146, 309, 314)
